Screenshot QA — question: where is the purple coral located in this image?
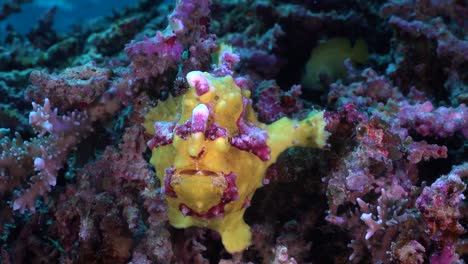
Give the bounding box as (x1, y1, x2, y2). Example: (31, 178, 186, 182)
(323, 64, 466, 263)
(125, 32, 184, 81)
(389, 16, 468, 64)
(416, 163, 467, 263)
(253, 80, 304, 123)
(29, 98, 89, 136)
(13, 98, 92, 212)
(125, 0, 216, 83)
(26, 62, 112, 111)
(398, 101, 468, 138)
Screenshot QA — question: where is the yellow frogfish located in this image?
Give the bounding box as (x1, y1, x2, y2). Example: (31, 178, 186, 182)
(144, 71, 329, 253)
(301, 37, 369, 91)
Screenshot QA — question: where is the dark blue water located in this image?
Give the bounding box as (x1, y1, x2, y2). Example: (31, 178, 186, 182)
(1, 0, 136, 34)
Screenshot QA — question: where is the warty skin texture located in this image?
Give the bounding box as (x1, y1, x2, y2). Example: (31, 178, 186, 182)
(144, 71, 328, 253)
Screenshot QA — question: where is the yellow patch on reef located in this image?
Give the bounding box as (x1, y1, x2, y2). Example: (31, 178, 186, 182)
(144, 71, 329, 253)
(211, 42, 234, 66)
(301, 37, 368, 91)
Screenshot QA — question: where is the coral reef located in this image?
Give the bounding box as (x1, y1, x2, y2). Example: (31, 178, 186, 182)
(0, 0, 32, 21)
(0, 0, 467, 263)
